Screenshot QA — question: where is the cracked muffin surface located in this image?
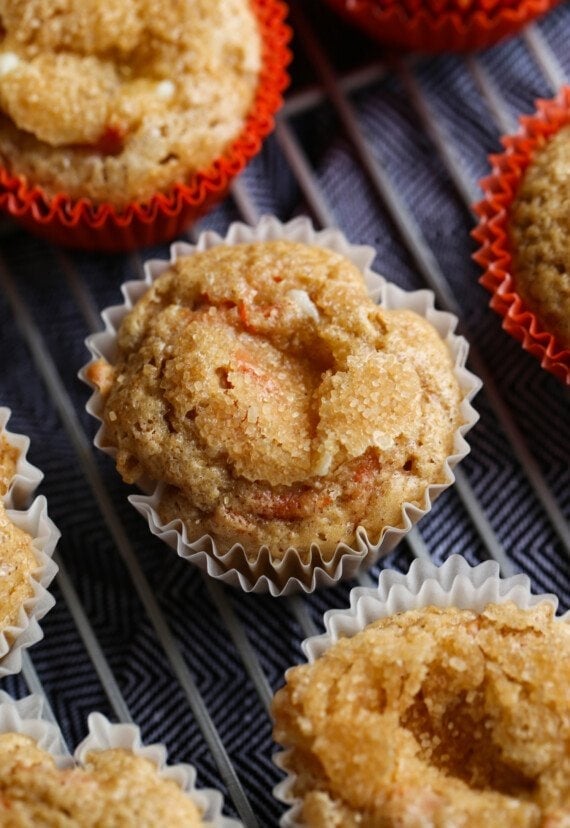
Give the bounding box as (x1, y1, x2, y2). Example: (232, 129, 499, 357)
(0, 734, 204, 826)
(0, 0, 261, 206)
(88, 240, 461, 560)
(272, 602, 570, 827)
(509, 124, 570, 349)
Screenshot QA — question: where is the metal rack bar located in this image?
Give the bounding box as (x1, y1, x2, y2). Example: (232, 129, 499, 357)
(21, 653, 72, 756)
(53, 553, 133, 724)
(523, 25, 569, 90)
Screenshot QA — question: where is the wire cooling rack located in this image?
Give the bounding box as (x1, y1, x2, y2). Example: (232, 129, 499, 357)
(0, 1, 569, 825)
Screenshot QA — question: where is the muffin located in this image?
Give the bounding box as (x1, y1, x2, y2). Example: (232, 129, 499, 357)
(0, 0, 290, 250)
(272, 556, 570, 827)
(0, 735, 205, 825)
(473, 87, 570, 384)
(82, 217, 480, 593)
(0, 697, 241, 827)
(322, 0, 562, 53)
(0, 408, 58, 676)
(508, 125, 570, 350)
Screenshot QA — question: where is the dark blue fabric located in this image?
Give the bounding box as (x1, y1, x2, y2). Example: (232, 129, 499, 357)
(0, 2, 569, 824)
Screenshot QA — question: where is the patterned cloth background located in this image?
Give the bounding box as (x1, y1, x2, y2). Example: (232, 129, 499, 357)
(0, 1, 569, 824)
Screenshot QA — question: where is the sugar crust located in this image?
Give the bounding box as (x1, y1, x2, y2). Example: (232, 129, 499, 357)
(88, 240, 461, 561)
(0, 439, 35, 634)
(0, 0, 261, 206)
(0, 435, 18, 497)
(0, 734, 204, 825)
(510, 124, 570, 349)
(0, 502, 36, 633)
(272, 602, 570, 827)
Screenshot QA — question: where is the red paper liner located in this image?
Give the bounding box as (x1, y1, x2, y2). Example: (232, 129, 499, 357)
(322, 0, 561, 52)
(472, 86, 570, 385)
(0, 0, 291, 252)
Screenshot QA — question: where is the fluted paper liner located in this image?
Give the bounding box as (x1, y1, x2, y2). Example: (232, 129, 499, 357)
(81, 216, 481, 596)
(0, 0, 291, 252)
(0, 694, 241, 826)
(323, 0, 561, 53)
(0, 408, 58, 676)
(473, 86, 570, 384)
(273, 554, 570, 826)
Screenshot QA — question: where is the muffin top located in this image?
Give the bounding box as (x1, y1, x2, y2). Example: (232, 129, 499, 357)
(0, 734, 204, 826)
(509, 124, 570, 350)
(0, 0, 261, 206)
(0, 501, 36, 632)
(88, 240, 461, 560)
(272, 602, 570, 828)
(0, 435, 18, 497)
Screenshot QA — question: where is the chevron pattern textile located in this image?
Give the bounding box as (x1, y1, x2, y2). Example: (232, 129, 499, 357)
(0, 1, 569, 824)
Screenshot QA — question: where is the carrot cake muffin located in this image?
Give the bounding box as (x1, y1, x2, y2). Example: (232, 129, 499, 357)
(0, 0, 262, 207)
(0, 500, 36, 633)
(0, 734, 204, 825)
(509, 124, 570, 349)
(273, 602, 570, 827)
(0, 435, 18, 497)
(87, 239, 461, 560)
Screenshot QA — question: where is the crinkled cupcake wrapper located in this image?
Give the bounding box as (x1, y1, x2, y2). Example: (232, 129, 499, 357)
(472, 86, 570, 385)
(273, 554, 570, 826)
(81, 215, 481, 596)
(0, 408, 59, 676)
(323, 0, 561, 52)
(0, 0, 291, 252)
(0, 694, 241, 827)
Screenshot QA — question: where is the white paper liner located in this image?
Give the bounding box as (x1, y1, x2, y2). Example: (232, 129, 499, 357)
(0, 694, 241, 826)
(80, 216, 481, 596)
(0, 408, 59, 676)
(272, 554, 570, 827)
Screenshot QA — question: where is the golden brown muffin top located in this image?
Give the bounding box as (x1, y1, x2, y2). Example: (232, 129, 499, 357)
(0, 435, 18, 497)
(0, 501, 36, 633)
(0, 734, 204, 826)
(88, 240, 461, 560)
(0, 0, 261, 205)
(509, 124, 570, 349)
(273, 602, 570, 828)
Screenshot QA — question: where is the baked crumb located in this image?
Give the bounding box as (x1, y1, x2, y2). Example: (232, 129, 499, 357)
(509, 124, 570, 349)
(0, 435, 18, 497)
(273, 602, 570, 827)
(0, 500, 36, 632)
(0, 0, 261, 206)
(0, 734, 204, 825)
(88, 240, 462, 560)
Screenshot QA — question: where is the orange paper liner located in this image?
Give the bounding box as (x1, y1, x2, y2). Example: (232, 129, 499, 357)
(472, 86, 570, 385)
(322, 0, 561, 52)
(0, 0, 291, 252)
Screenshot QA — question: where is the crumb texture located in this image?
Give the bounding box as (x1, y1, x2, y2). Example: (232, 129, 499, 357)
(0, 0, 261, 205)
(89, 240, 461, 560)
(0, 502, 35, 632)
(0, 735, 204, 826)
(0, 435, 35, 634)
(0, 435, 18, 497)
(272, 602, 570, 828)
(510, 124, 570, 349)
